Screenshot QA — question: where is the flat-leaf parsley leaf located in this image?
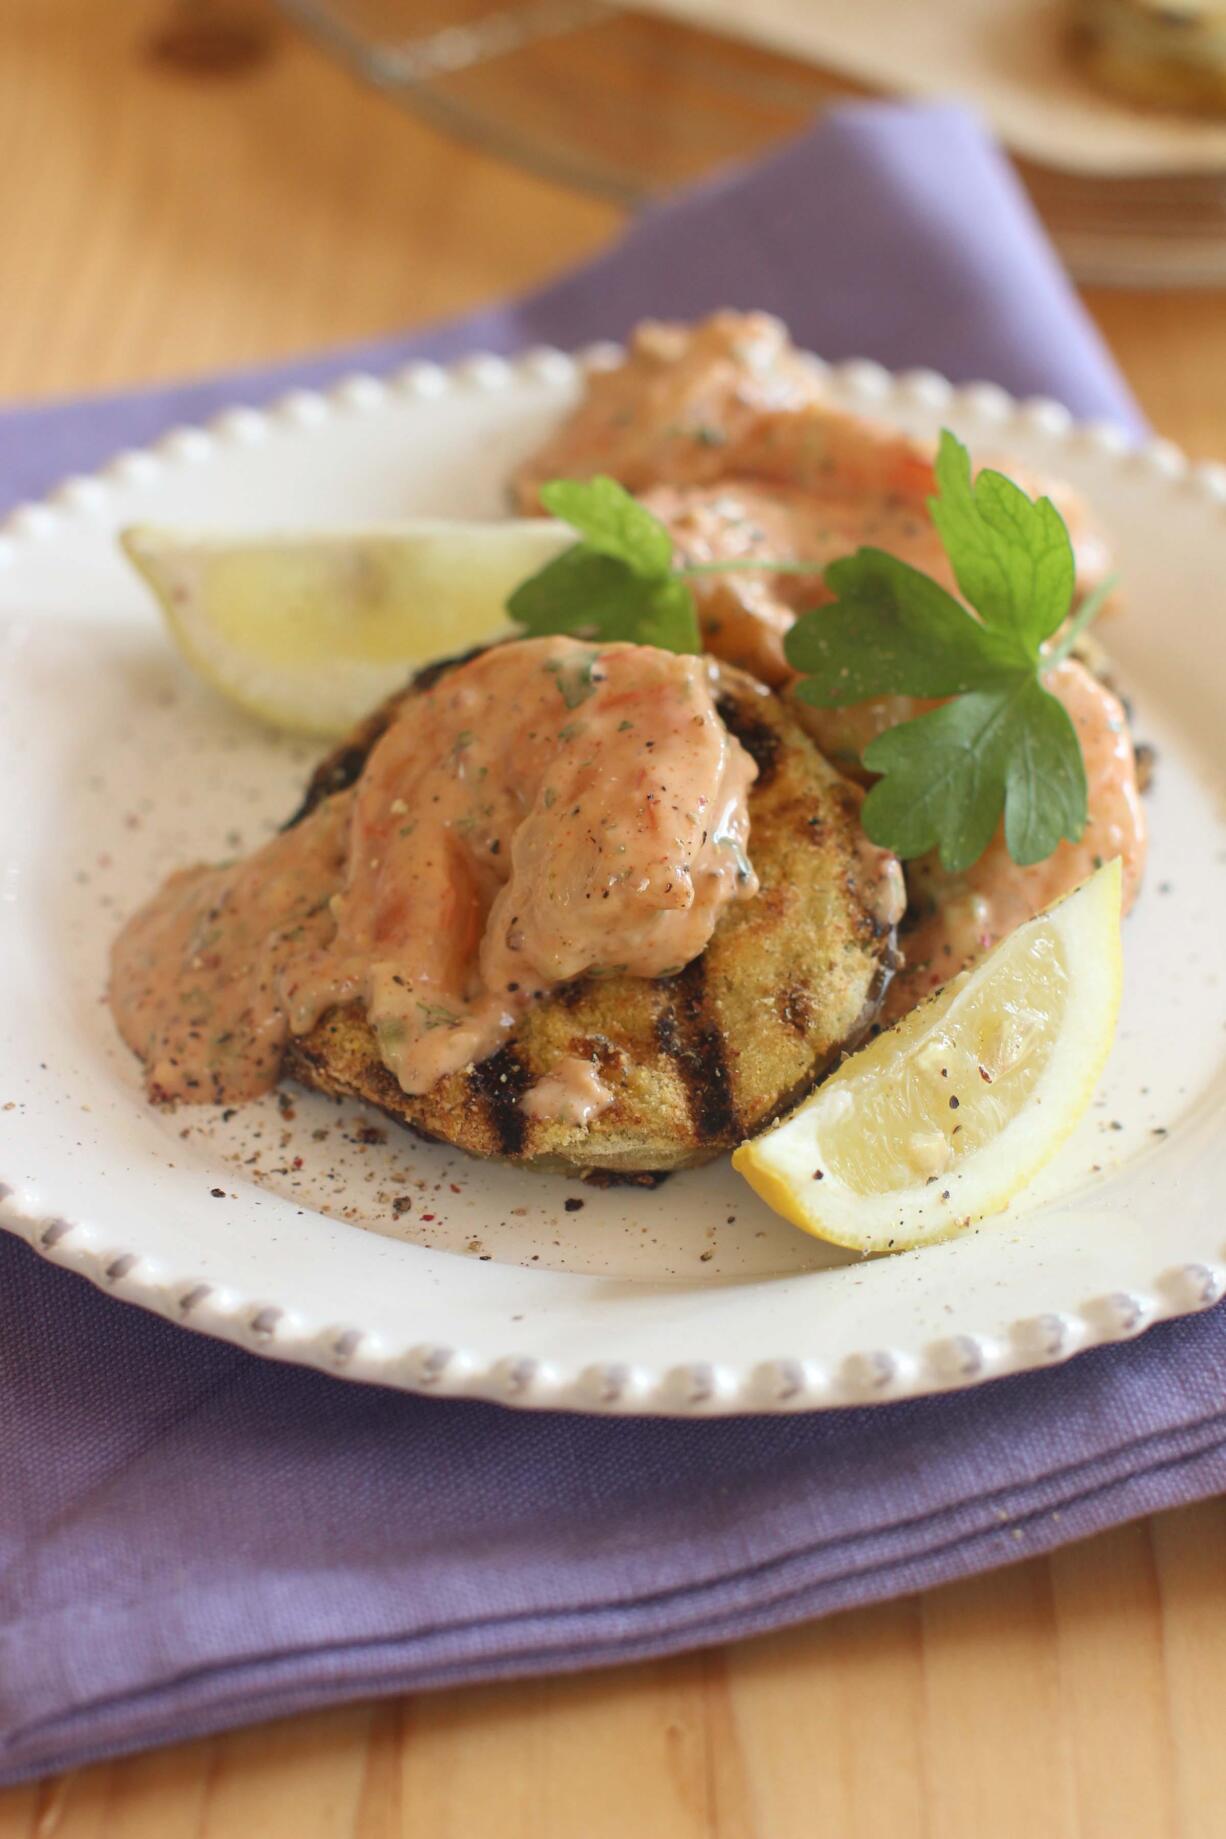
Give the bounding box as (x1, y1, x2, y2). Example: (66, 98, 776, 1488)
(786, 429, 1115, 875)
(507, 439, 1114, 873)
(538, 475, 674, 578)
(507, 477, 701, 654)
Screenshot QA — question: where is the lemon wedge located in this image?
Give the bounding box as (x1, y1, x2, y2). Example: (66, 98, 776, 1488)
(733, 859, 1123, 1253)
(121, 520, 569, 736)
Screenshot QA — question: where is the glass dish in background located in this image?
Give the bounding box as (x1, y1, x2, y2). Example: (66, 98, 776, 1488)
(276, 0, 1226, 283)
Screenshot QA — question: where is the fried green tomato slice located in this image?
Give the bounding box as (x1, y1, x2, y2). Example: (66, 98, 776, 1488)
(283, 660, 900, 1176)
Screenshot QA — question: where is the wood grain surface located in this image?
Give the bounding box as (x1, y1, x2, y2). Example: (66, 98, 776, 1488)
(3, 3, 1226, 1833)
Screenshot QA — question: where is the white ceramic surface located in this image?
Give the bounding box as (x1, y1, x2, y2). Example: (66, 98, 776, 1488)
(1, 348, 1224, 1415)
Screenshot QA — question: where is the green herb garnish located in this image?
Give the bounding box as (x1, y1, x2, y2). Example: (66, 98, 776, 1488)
(543, 648, 602, 709)
(786, 431, 1114, 874)
(509, 472, 853, 653)
(508, 476, 701, 654)
(416, 1000, 461, 1030)
(508, 439, 1114, 874)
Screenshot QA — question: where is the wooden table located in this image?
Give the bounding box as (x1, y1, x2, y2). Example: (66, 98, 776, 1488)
(4, 5, 1226, 1834)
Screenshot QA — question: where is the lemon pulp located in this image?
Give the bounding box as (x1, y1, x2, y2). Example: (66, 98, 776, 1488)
(819, 928, 1067, 1195)
(733, 859, 1122, 1253)
(121, 520, 569, 735)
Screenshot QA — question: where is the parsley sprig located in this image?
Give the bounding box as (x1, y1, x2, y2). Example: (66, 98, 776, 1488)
(785, 432, 1115, 874)
(507, 476, 824, 656)
(506, 437, 1114, 875)
(507, 476, 703, 654)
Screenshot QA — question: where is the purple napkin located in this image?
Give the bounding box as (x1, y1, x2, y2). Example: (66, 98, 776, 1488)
(1, 102, 1209, 1788)
(1, 101, 1141, 505)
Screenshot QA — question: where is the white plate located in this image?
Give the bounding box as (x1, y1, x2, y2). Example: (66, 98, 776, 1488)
(1, 351, 1224, 1416)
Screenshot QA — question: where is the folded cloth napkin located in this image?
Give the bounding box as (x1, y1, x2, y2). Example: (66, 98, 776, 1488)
(2, 101, 1142, 504)
(0, 101, 1212, 1788)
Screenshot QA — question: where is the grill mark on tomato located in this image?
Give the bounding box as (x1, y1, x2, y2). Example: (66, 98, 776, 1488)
(286, 742, 379, 827)
(655, 956, 739, 1143)
(716, 691, 781, 789)
(467, 1045, 533, 1156)
(285, 645, 497, 828)
(554, 979, 591, 1012)
(779, 986, 813, 1034)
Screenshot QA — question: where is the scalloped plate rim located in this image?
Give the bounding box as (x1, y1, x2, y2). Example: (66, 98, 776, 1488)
(0, 339, 1224, 1416)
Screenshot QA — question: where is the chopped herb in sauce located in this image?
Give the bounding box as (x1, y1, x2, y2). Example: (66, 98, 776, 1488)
(416, 1001, 462, 1030)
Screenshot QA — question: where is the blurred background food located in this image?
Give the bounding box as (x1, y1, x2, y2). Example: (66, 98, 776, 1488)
(1074, 0, 1226, 116)
(270, 0, 1226, 282)
(5, 0, 1226, 412)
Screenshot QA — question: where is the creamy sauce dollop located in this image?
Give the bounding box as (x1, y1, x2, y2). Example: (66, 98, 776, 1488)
(511, 309, 1143, 1031)
(110, 790, 351, 1105)
(521, 1055, 615, 1127)
(645, 482, 955, 689)
(110, 638, 758, 1110)
(883, 659, 1147, 1020)
(513, 312, 827, 506)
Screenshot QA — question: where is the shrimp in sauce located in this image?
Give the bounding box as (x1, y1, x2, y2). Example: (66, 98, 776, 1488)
(514, 313, 1115, 610)
(882, 659, 1147, 1019)
(111, 638, 760, 1107)
(514, 312, 1146, 1022)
